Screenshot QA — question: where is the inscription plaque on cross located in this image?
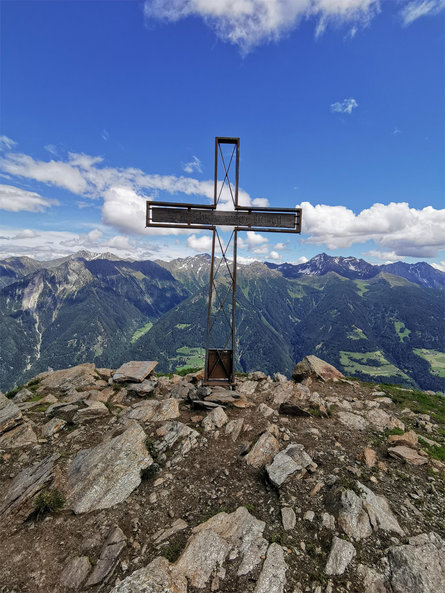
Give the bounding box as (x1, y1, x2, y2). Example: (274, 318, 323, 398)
(146, 137, 302, 387)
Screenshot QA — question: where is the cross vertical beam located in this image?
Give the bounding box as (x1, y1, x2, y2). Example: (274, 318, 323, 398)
(204, 138, 240, 386)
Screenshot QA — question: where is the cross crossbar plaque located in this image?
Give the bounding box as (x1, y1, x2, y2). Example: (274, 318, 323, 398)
(146, 137, 302, 387)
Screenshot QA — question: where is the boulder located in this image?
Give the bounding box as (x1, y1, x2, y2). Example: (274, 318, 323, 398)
(113, 361, 157, 383)
(0, 393, 22, 435)
(124, 399, 179, 423)
(387, 532, 445, 593)
(60, 556, 92, 590)
(126, 379, 157, 397)
(245, 432, 280, 468)
(325, 536, 356, 575)
(66, 421, 152, 513)
(41, 417, 66, 438)
(0, 422, 37, 449)
(155, 421, 199, 458)
(85, 525, 126, 586)
(36, 363, 98, 393)
(337, 411, 369, 431)
(292, 355, 344, 383)
(266, 444, 313, 487)
(253, 543, 287, 593)
(202, 406, 228, 431)
(0, 453, 59, 517)
(388, 445, 428, 466)
(387, 431, 418, 449)
(12, 388, 33, 403)
(109, 556, 187, 593)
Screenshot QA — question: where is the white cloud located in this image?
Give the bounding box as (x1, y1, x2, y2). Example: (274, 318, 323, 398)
(365, 249, 404, 262)
(44, 144, 58, 156)
(297, 256, 308, 264)
(274, 242, 286, 250)
(102, 129, 110, 141)
(0, 149, 268, 235)
(104, 235, 135, 250)
(144, 0, 381, 52)
(431, 261, 445, 272)
(183, 155, 202, 174)
(0, 184, 58, 212)
(0, 136, 17, 150)
(12, 229, 39, 240)
(298, 201, 445, 258)
(269, 250, 281, 260)
(186, 234, 213, 252)
(330, 98, 358, 114)
(400, 0, 445, 25)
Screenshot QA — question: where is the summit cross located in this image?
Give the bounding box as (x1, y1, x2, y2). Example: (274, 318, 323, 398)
(146, 137, 302, 387)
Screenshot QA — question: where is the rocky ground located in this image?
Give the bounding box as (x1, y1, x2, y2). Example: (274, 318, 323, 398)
(0, 356, 444, 593)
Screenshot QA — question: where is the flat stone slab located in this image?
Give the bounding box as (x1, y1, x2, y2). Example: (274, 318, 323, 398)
(245, 432, 280, 469)
(66, 421, 152, 514)
(113, 361, 158, 383)
(388, 445, 428, 466)
(0, 393, 23, 436)
(266, 444, 313, 487)
(0, 422, 37, 449)
(0, 453, 59, 517)
(86, 525, 126, 586)
(325, 536, 356, 575)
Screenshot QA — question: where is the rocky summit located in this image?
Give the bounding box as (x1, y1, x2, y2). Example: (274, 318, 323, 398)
(0, 357, 444, 593)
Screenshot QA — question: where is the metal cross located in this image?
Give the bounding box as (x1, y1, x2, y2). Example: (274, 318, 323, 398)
(146, 137, 302, 387)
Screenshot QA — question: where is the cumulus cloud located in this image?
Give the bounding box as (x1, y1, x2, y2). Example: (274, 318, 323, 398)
(330, 98, 358, 114)
(269, 250, 281, 260)
(0, 149, 268, 234)
(186, 234, 213, 252)
(274, 242, 286, 250)
(0, 136, 17, 150)
(103, 235, 135, 250)
(365, 249, 404, 262)
(400, 0, 445, 25)
(183, 156, 202, 174)
(0, 184, 58, 212)
(12, 229, 39, 240)
(144, 0, 381, 52)
(298, 201, 445, 258)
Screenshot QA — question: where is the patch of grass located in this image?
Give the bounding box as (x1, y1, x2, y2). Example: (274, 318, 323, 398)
(339, 350, 409, 379)
(244, 503, 256, 514)
(33, 489, 65, 519)
(334, 476, 363, 496)
(30, 393, 45, 402)
(160, 536, 187, 563)
(130, 321, 153, 343)
(393, 320, 411, 342)
(413, 349, 445, 378)
(174, 366, 202, 377)
(268, 531, 286, 545)
(4, 384, 25, 399)
(381, 384, 445, 425)
(418, 437, 445, 461)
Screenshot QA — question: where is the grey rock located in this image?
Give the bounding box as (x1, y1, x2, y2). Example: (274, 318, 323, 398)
(388, 445, 428, 466)
(336, 488, 373, 540)
(41, 417, 66, 438)
(86, 525, 126, 586)
(109, 556, 187, 593)
(325, 536, 356, 575)
(74, 400, 109, 421)
(253, 543, 287, 593)
(202, 406, 228, 431)
(245, 432, 280, 468)
(127, 379, 157, 396)
(0, 453, 59, 517)
(0, 422, 37, 449)
(124, 399, 179, 423)
(66, 421, 152, 514)
(258, 403, 274, 418)
(273, 373, 288, 383)
(225, 418, 244, 441)
(45, 402, 79, 423)
(113, 361, 158, 383)
(387, 532, 445, 593)
(337, 411, 368, 430)
(204, 391, 237, 405)
(266, 444, 313, 487)
(357, 564, 389, 593)
(358, 481, 404, 536)
(155, 421, 199, 458)
(0, 393, 22, 435)
(174, 528, 229, 588)
(292, 355, 344, 383)
(367, 408, 405, 432)
(36, 363, 98, 393)
(191, 399, 222, 410)
(281, 507, 296, 530)
(12, 388, 33, 403)
(60, 556, 92, 589)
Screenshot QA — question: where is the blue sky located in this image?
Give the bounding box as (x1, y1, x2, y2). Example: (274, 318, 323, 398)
(0, 0, 444, 268)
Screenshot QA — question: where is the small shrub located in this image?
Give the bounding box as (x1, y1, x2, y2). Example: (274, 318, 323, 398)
(4, 385, 25, 399)
(33, 489, 65, 519)
(141, 463, 160, 481)
(160, 536, 187, 562)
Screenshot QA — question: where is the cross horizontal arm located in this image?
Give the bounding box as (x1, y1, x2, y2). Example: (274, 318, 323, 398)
(146, 201, 302, 233)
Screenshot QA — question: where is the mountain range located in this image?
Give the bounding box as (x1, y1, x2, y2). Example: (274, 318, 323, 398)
(0, 251, 444, 392)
